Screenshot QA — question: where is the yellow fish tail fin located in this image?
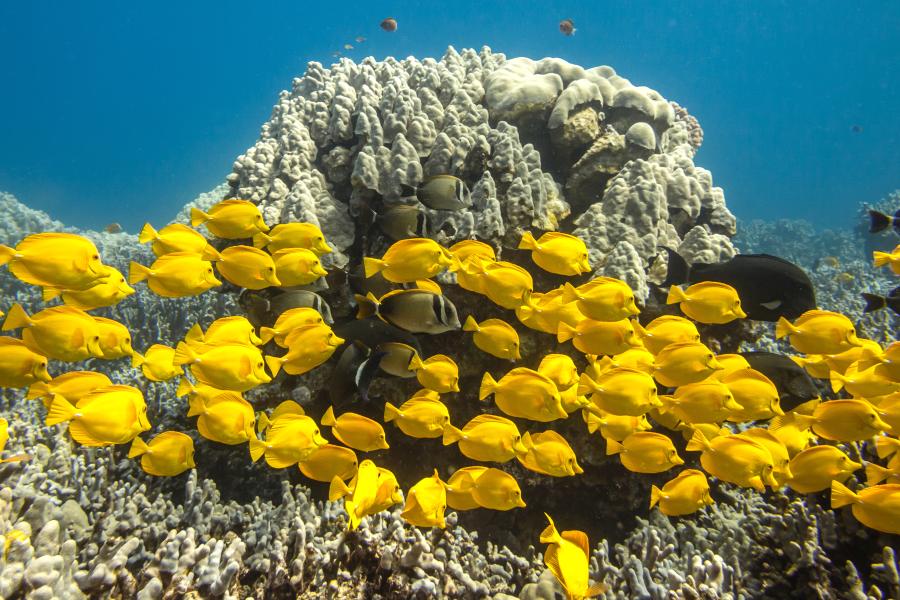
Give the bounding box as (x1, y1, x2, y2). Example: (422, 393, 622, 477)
(441, 424, 463, 446)
(200, 245, 222, 262)
(774, 317, 798, 339)
(478, 372, 498, 401)
(865, 463, 890, 486)
(384, 402, 401, 423)
(41, 287, 62, 302)
(875, 435, 900, 459)
(25, 382, 48, 400)
(353, 293, 378, 319)
(128, 262, 152, 285)
(130, 352, 145, 368)
(462, 315, 480, 332)
(264, 355, 283, 377)
(184, 324, 204, 345)
(606, 438, 625, 456)
(345, 502, 362, 531)
(685, 429, 713, 453)
(829, 371, 848, 393)
(321, 406, 337, 427)
(666, 285, 689, 305)
(407, 353, 425, 371)
(517, 231, 538, 251)
(173, 342, 198, 366)
(190, 207, 210, 227)
(586, 582, 608, 597)
(328, 475, 352, 501)
(128, 436, 150, 458)
(175, 378, 194, 398)
(0, 454, 31, 465)
(771, 413, 814, 432)
(252, 231, 272, 249)
(46, 398, 78, 426)
(873, 251, 892, 268)
(657, 395, 675, 413)
(830, 480, 861, 509)
(256, 412, 271, 433)
(2, 304, 31, 331)
(556, 322, 577, 344)
(539, 513, 561, 544)
(363, 257, 386, 278)
(560, 282, 580, 304)
(248, 438, 267, 463)
(259, 327, 277, 345)
(186, 394, 205, 417)
(0, 245, 14, 266)
(576, 372, 599, 397)
(137, 223, 158, 244)
(649, 485, 663, 510)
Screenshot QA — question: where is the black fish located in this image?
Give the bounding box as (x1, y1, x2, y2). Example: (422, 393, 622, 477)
(862, 286, 900, 316)
(333, 318, 423, 358)
(663, 249, 815, 321)
(740, 351, 820, 413)
(869, 209, 900, 235)
(400, 175, 471, 211)
(239, 289, 333, 328)
(328, 342, 384, 407)
(367, 204, 428, 241)
(355, 289, 461, 334)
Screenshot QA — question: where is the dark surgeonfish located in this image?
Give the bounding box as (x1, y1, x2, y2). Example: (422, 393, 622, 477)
(862, 286, 900, 316)
(740, 351, 820, 413)
(367, 204, 428, 241)
(355, 289, 461, 334)
(869, 209, 900, 235)
(239, 289, 334, 329)
(663, 249, 816, 322)
(328, 341, 385, 406)
(333, 318, 423, 359)
(400, 175, 471, 211)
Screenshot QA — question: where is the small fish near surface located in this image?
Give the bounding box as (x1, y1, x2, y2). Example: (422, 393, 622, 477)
(400, 175, 471, 211)
(862, 286, 900, 316)
(662, 249, 815, 321)
(869, 208, 900, 235)
(380, 17, 397, 32)
(558, 18, 576, 36)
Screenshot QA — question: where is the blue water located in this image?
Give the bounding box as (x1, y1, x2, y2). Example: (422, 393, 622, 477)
(1, 1, 898, 232)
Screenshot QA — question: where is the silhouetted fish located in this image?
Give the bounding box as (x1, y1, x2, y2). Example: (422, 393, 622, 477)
(869, 209, 900, 235)
(862, 286, 900, 316)
(740, 351, 820, 412)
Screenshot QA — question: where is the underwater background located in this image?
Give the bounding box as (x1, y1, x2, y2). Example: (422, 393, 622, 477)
(0, 2, 899, 599)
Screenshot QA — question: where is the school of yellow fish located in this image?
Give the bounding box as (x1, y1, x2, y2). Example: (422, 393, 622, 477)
(1, 198, 899, 599)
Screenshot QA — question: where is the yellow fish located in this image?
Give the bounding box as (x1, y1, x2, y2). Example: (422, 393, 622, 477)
(128, 431, 195, 477)
(790, 355, 831, 380)
(46, 385, 150, 446)
(187, 390, 256, 445)
(539, 514, 606, 600)
(384, 393, 450, 439)
(710, 353, 751, 378)
(876, 435, 900, 461)
(206, 245, 281, 290)
(773, 399, 889, 442)
(363, 238, 457, 283)
(450, 241, 496, 294)
(321, 406, 389, 452)
(138, 222, 210, 256)
(328, 459, 385, 530)
(786, 445, 861, 493)
(650, 469, 714, 516)
(583, 408, 652, 441)
(368, 467, 404, 515)
(3, 304, 103, 362)
(515, 287, 585, 335)
(464, 259, 533, 309)
(253, 222, 331, 255)
(299, 444, 358, 482)
(686, 430, 778, 492)
(557, 318, 641, 356)
(825, 339, 885, 375)
(518, 231, 590, 276)
(560, 277, 639, 322)
(186, 316, 263, 348)
(559, 385, 591, 414)
(775, 310, 862, 355)
(0, 232, 106, 290)
(26, 370, 110, 408)
(463, 316, 520, 360)
(651, 341, 722, 387)
(577, 368, 661, 416)
(538, 354, 579, 390)
(401, 470, 447, 528)
(250, 408, 327, 468)
(0, 338, 50, 389)
(481, 367, 566, 422)
(174, 342, 272, 392)
(659, 380, 742, 424)
(866, 462, 900, 486)
(607, 431, 684, 474)
(259, 307, 325, 346)
(873, 244, 900, 275)
(265, 324, 344, 376)
(93, 316, 135, 360)
(518, 431, 583, 477)
(737, 428, 792, 486)
(587, 347, 656, 376)
(768, 410, 817, 457)
(132, 344, 181, 382)
(52, 264, 134, 310)
(271, 248, 328, 286)
(409, 354, 460, 393)
(831, 363, 900, 398)
(442, 414, 528, 463)
(634, 315, 700, 355)
(129, 252, 221, 298)
(191, 199, 269, 239)
(878, 393, 900, 435)
(445, 467, 525, 511)
(721, 368, 783, 422)
(831, 481, 900, 534)
(666, 281, 746, 324)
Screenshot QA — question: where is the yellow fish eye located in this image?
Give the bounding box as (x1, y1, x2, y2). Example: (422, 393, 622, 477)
(92, 254, 99, 260)
(706, 353, 714, 360)
(257, 361, 264, 368)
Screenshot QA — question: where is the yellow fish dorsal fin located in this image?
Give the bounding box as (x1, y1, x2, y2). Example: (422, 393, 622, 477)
(464, 414, 514, 431)
(561, 529, 590, 557)
(533, 430, 568, 447)
(542, 546, 564, 585)
(271, 400, 305, 419)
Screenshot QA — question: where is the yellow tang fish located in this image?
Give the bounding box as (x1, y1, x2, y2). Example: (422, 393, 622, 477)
(250, 408, 327, 468)
(775, 310, 862, 355)
(271, 248, 328, 286)
(583, 408, 652, 441)
(560, 385, 590, 414)
(481, 367, 566, 422)
(0, 418, 30, 464)
(253, 222, 331, 255)
(538, 354, 579, 390)
(686, 430, 778, 492)
(658, 380, 742, 425)
(132, 344, 181, 382)
(873, 244, 900, 275)
(321, 406, 389, 452)
(635, 315, 700, 356)
(876, 435, 900, 461)
(368, 467, 404, 515)
(767, 410, 817, 457)
(442, 414, 528, 463)
(445, 467, 525, 511)
(518, 431, 583, 477)
(515, 288, 585, 335)
(52, 264, 134, 310)
(409, 354, 460, 394)
(204, 245, 280, 290)
(463, 259, 533, 309)
(878, 393, 900, 435)
(26, 370, 110, 408)
(709, 353, 751, 378)
(463, 316, 520, 360)
(128, 431, 195, 477)
(186, 316, 263, 348)
(866, 463, 900, 486)
(0, 338, 50, 389)
(539, 514, 607, 600)
(401, 470, 448, 528)
(650, 469, 714, 516)
(518, 231, 591, 276)
(868, 341, 900, 380)
(721, 368, 783, 422)
(138, 222, 210, 256)
(772, 399, 889, 442)
(577, 368, 661, 417)
(265, 324, 344, 376)
(187, 390, 255, 445)
(607, 431, 684, 474)
(824, 339, 884, 375)
(3, 304, 103, 362)
(561, 277, 639, 322)
(651, 341, 722, 387)
(790, 355, 831, 380)
(259, 307, 326, 347)
(737, 428, 792, 486)
(174, 342, 272, 392)
(587, 348, 656, 377)
(363, 238, 457, 283)
(299, 444, 358, 482)
(191, 199, 269, 239)
(0, 232, 105, 290)
(46, 384, 150, 446)
(129, 252, 221, 298)
(449, 239, 495, 264)
(831, 481, 900, 534)
(93, 316, 135, 360)
(328, 459, 385, 530)
(831, 363, 900, 398)
(384, 392, 450, 439)
(666, 282, 746, 324)
(786, 445, 861, 493)
(557, 318, 642, 357)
